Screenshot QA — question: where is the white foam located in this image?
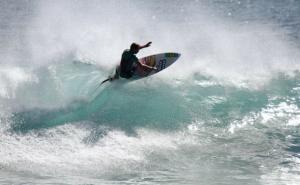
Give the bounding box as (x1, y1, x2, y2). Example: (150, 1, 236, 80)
(9, 0, 297, 89)
(0, 66, 38, 99)
(228, 113, 257, 134)
(260, 157, 300, 185)
(261, 100, 300, 126)
(0, 123, 194, 177)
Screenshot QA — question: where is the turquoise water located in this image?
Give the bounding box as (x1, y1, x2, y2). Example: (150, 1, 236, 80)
(0, 0, 300, 184)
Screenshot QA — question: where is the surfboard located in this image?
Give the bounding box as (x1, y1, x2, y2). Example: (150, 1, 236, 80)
(132, 52, 180, 80)
(100, 52, 180, 85)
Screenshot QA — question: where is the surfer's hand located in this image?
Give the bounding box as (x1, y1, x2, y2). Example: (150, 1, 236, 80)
(145, 42, 152, 47)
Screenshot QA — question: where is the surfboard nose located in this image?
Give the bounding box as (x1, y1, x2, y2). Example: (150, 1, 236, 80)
(165, 53, 181, 58)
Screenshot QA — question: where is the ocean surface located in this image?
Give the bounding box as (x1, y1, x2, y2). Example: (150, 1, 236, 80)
(0, 0, 300, 184)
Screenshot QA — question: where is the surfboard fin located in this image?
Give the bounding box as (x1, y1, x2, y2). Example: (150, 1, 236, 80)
(100, 75, 117, 85)
(100, 77, 111, 85)
(98, 66, 120, 87)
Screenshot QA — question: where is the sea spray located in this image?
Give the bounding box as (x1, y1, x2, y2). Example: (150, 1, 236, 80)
(0, 1, 300, 184)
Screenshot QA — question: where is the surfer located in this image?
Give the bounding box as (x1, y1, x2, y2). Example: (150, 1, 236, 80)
(101, 42, 156, 84)
(120, 42, 156, 78)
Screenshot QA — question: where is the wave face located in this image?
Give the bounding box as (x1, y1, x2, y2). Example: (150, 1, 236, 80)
(1, 0, 300, 184)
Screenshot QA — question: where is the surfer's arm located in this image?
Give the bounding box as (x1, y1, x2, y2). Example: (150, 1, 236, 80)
(138, 42, 152, 49)
(138, 61, 157, 70)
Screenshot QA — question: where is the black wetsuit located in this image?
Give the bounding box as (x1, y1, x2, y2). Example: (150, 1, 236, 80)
(119, 49, 138, 78)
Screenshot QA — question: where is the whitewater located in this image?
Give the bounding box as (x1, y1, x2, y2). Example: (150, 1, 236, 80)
(0, 0, 300, 184)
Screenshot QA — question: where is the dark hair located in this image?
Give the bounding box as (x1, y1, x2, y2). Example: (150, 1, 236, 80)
(130, 43, 140, 51)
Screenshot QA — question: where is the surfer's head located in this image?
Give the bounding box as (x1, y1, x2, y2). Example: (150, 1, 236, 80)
(130, 43, 140, 54)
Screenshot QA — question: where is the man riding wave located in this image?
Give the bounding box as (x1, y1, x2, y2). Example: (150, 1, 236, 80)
(101, 42, 156, 84)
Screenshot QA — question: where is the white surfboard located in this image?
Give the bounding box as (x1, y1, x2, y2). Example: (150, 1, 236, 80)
(132, 52, 181, 80)
(100, 52, 180, 85)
